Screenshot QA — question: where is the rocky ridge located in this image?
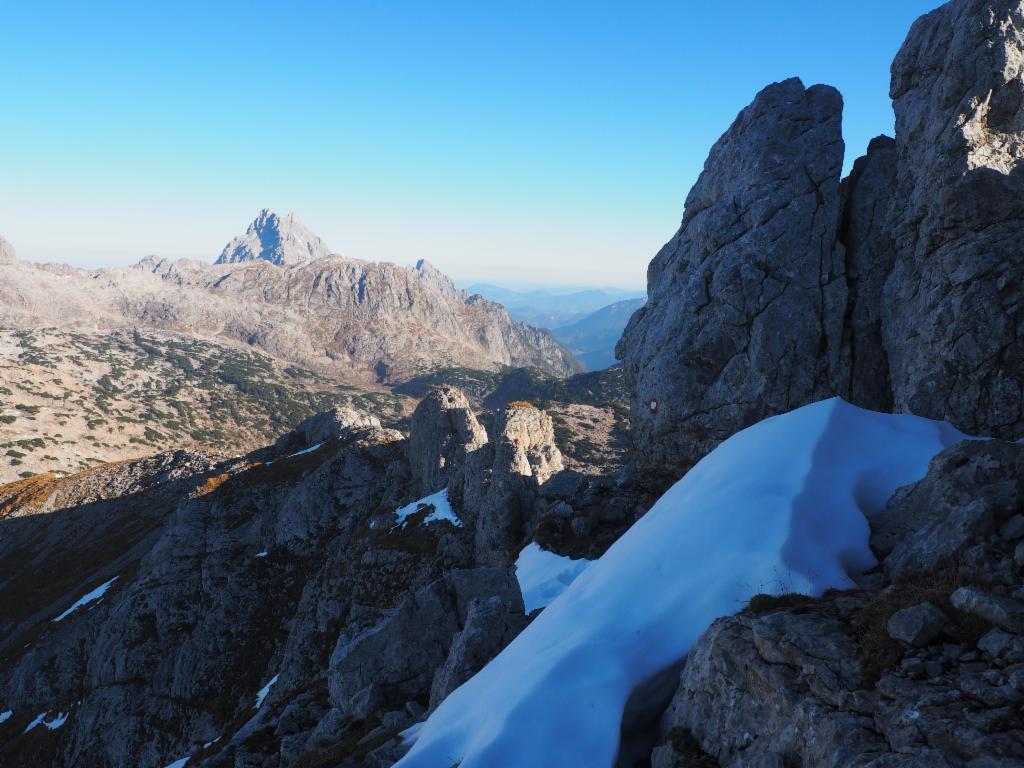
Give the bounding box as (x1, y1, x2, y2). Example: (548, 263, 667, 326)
(0, 386, 639, 767)
(0, 211, 580, 386)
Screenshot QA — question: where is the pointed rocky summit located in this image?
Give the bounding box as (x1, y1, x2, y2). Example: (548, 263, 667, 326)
(215, 208, 333, 266)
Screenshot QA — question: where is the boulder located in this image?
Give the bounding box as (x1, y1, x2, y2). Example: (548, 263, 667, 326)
(327, 568, 522, 717)
(286, 405, 385, 448)
(887, 602, 946, 647)
(950, 587, 1024, 633)
(406, 385, 488, 497)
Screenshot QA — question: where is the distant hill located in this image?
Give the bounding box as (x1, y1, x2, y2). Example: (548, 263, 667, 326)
(466, 283, 645, 329)
(552, 298, 646, 371)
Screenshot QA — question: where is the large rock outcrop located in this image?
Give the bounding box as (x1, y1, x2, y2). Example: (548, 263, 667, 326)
(619, 0, 1024, 485)
(463, 403, 565, 566)
(616, 78, 848, 484)
(883, 0, 1024, 438)
(405, 386, 489, 498)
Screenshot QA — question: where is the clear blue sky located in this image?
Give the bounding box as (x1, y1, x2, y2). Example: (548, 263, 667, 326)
(1, 1, 938, 288)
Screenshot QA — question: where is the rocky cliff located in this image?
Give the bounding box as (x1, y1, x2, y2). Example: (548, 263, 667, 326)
(0, 389, 634, 767)
(618, 0, 1024, 486)
(0, 211, 580, 385)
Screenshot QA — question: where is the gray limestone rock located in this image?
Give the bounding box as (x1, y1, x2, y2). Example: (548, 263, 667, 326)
(883, 0, 1024, 439)
(951, 587, 1024, 633)
(466, 403, 565, 565)
(292, 405, 385, 447)
(887, 602, 947, 647)
(616, 77, 847, 485)
(428, 594, 528, 711)
(871, 440, 1024, 579)
(327, 568, 521, 718)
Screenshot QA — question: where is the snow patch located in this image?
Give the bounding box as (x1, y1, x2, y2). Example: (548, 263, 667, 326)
(395, 399, 970, 768)
(0, 710, 11, 724)
(255, 551, 268, 558)
(53, 576, 118, 622)
(515, 543, 591, 613)
(264, 442, 323, 467)
(254, 674, 279, 709)
(287, 442, 323, 459)
(23, 711, 69, 732)
(393, 489, 461, 529)
(163, 758, 190, 768)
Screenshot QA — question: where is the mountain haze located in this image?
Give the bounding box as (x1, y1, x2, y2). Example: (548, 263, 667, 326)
(0, 212, 580, 386)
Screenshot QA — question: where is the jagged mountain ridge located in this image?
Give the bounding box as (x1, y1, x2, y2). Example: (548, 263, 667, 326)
(0, 216, 580, 385)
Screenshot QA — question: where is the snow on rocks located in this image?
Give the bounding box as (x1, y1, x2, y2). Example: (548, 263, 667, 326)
(396, 398, 970, 768)
(393, 488, 461, 529)
(287, 443, 323, 459)
(163, 758, 190, 768)
(23, 711, 68, 733)
(254, 674, 279, 709)
(514, 543, 591, 613)
(0, 710, 10, 724)
(53, 576, 119, 622)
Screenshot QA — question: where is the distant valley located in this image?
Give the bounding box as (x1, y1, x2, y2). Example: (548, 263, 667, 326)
(467, 283, 646, 371)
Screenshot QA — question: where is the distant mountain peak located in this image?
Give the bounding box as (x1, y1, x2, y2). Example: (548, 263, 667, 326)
(215, 209, 333, 266)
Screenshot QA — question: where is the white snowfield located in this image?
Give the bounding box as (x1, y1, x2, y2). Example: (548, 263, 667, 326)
(396, 398, 970, 768)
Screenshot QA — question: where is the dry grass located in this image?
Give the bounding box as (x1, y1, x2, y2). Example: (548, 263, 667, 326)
(854, 567, 988, 685)
(194, 472, 231, 497)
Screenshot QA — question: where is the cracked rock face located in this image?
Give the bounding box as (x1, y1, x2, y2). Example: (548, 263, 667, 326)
(883, 0, 1024, 440)
(617, 77, 847, 485)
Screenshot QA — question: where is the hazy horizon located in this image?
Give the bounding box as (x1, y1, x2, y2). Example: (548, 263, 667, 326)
(2, 1, 938, 288)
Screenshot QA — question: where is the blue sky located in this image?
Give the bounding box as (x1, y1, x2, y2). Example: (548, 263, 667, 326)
(1, 1, 938, 288)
